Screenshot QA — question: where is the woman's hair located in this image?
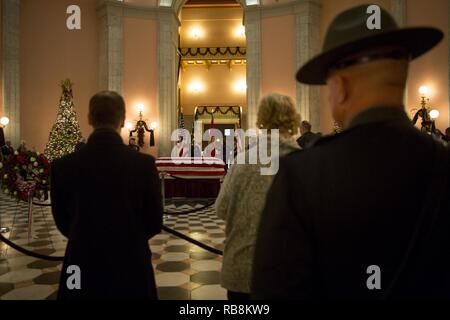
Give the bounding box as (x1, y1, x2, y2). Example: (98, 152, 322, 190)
(256, 93, 301, 136)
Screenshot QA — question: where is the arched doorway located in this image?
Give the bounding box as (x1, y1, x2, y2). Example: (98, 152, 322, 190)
(156, 0, 261, 157)
(178, 0, 247, 151)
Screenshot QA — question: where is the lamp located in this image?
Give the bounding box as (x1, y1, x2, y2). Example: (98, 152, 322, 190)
(0, 116, 9, 147)
(412, 85, 438, 134)
(0, 117, 10, 127)
(235, 25, 246, 38)
(429, 109, 440, 120)
(128, 106, 156, 147)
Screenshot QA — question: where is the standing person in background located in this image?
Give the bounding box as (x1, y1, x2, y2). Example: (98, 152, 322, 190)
(443, 127, 450, 143)
(17, 141, 27, 153)
(128, 137, 140, 152)
(1, 141, 14, 157)
(296, 121, 321, 149)
(215, 93, 301, 300)
(51, 91, 162, 300)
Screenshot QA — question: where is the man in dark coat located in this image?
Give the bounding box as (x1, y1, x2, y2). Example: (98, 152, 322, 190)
(296, 121, 321, 149)
(252, 5, 450, 299)
(51, 91, 162, 300)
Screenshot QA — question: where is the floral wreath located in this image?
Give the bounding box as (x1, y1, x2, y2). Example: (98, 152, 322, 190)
(0, 150, 50, 201)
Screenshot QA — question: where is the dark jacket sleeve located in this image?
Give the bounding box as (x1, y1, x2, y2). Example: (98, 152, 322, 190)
(251, 157, 315, 299)
(50, 159, 71, 238)
(142, 156, 163, 239)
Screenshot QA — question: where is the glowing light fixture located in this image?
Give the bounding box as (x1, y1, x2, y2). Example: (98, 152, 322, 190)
(137, 103, 145, 113)
(234, 80, 247, 92)
(151, 122, 158, 130)
(190, 82, 204, 93)
(191, 27, 203, 39)
(125, 121, 133, 131)
(419, 85, 430, 97)
(235, 25, 246, 37)
(0, 117, 10, 127)
(429, 109, 440, 120)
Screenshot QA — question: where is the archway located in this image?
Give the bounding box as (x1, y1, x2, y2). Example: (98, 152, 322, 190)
(177, 0, 247, 152)
(156, 0, 261, 157)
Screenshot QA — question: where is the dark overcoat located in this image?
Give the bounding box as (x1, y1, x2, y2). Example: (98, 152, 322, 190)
(51, 129, 162, 300)
(252, 107, 450, 299)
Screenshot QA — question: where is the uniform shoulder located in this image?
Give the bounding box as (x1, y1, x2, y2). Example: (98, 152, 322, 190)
(313, 130, 351, 147)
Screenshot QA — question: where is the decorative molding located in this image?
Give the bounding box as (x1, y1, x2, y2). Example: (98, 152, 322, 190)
(390, 0, 406, 27)
(2, 0, 21, 147)
(244, 8, 262, 130)
(245, 0, 316, 19)
(295, 0, 321, 130)
(97, 2, 124, 92)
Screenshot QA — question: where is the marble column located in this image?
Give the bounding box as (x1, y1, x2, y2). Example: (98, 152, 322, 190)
(390, 0, 408, 108)
(244, 8, 262, 130)
(295, 0, 321, 130)
(157, 9, 179, 157)
(2, 0, 21, 147)
(98, 1, 123, 93)
(390, 0, 406, 26)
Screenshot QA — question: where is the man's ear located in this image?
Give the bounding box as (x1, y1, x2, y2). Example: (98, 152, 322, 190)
(119, 117, 125, 129)
(88, 114, 93, 126)
(329, 74, 347, 104)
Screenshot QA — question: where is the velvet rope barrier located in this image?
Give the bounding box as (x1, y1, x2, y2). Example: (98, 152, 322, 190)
(0, 233, 64, 261)
(161, 225, 223, 256)
(0, 224, 223, 261)
(1, 198, 221, 260)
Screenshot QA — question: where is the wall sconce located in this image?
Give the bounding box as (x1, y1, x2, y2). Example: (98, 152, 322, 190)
(0, 116, 10, 147)
(412, 85, 438, 134)
(191, 27, 203, 39)
(235, 25, 246, 38)
(429, 109, 440, 120)
(190, 81, 204, 93)
(128, 106, 156, 147)
(234, 80, 247, 93)
(125, 121, 133, 131)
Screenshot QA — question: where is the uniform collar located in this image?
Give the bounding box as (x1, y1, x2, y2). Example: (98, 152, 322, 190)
(347, 106, 411, 130)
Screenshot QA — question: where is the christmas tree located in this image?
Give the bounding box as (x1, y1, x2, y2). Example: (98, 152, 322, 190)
(44, 79, 83, 162)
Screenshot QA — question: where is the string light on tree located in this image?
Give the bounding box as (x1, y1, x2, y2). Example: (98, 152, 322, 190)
(44, 79, 83, 162)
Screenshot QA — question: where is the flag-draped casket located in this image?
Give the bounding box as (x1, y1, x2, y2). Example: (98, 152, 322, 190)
(155, 157, 226, 198)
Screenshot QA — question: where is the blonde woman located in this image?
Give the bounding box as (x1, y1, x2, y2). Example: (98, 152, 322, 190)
(215, 93, 301, 300)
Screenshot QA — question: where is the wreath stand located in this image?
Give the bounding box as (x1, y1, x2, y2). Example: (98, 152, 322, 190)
(16, 180, 37, 242)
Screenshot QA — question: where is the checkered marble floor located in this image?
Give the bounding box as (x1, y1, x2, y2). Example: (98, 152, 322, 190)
(0, 192, 227, 300)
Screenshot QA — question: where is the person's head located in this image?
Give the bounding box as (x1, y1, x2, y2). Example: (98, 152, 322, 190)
(6, 140, 11, 147)
(326, 48, 409, 128)
(445, 127, 450, 138)
(300, 121, 312, 135)
(89, 91, 126, 131)
(296, 5, 443, 129)
(257, 93, 301, 137)
(129, 137, 136, 145)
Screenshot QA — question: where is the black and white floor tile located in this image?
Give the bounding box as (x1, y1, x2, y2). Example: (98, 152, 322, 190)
(0, 193, 227, 300)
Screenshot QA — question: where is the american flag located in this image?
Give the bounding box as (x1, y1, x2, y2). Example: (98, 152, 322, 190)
(178, 111, 187, 157)
(179, 111, 185, 130)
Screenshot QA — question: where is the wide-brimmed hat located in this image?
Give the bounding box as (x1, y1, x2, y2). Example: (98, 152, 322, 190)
(296, 4, 443, 85)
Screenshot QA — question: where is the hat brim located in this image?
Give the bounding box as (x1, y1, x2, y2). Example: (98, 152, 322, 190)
(296, 27, 444, 85)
